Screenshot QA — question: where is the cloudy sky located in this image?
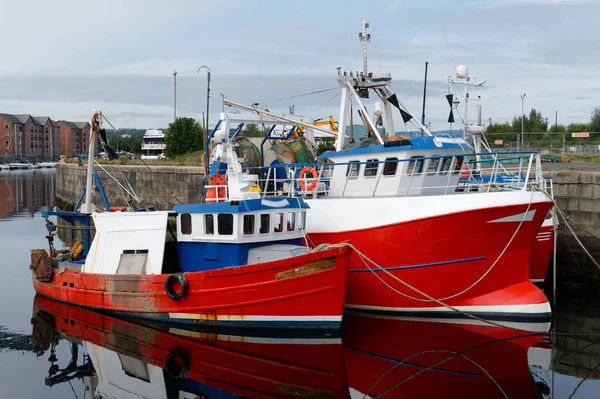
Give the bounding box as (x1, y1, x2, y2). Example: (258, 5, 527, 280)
(0, 0, 598, 131)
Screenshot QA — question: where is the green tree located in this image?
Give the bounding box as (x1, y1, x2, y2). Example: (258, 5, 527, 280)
(110, 135, 144, 153)
(590, 107, 600, 132)
(164, 117, 204, 158)
(242, 124, 265, 138)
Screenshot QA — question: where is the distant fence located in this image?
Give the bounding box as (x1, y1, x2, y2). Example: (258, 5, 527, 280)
(483, 131, 600, 155)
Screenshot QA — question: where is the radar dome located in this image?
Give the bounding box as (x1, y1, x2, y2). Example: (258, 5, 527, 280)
(456, 65, 469, 79)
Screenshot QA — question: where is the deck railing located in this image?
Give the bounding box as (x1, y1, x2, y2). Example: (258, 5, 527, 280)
(233, 151, 544, 200)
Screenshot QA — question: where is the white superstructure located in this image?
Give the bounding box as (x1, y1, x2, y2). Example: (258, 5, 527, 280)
(141, 129, 166, 160)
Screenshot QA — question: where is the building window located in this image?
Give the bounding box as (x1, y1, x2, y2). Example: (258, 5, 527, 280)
(29, 126, 33, 133)
(286, 212, 295, 231)
(364, 159, 379, 177)
(3, 124, 7, 129)
(217, 214, 233, 235)
(383, 158, 398, 176)
(427, 157, 441, 175)
(259, 214, 270, 234)
(243, 214, 254, 235)
(204, 214, 214, 235)
(273, 213, 284, 233)
(407, 156, 424, 175)
(452, 156, 464, 174)
(181, 213, 192, 235)
(346, 161, 361, 178)
(439, 157, 452, 175)
(44, 127, 48, 134)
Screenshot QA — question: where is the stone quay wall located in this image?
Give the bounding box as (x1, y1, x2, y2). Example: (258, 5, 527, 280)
(55, 163, 205, 211)
(548, 171, 600, 287)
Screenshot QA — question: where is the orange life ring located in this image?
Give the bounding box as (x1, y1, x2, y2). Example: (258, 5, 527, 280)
(298, 166, 318, 191)
(109, 207, 127, 212)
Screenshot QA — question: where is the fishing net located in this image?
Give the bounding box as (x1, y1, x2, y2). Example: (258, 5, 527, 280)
(343, 137, 378, 150)
(233, 137, 261, 169)
(271, 138, 315, 164)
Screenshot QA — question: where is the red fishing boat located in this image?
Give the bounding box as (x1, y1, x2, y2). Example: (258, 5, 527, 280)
(30, 110, 350, 331)
(31, 295, 349, 398)
(204, 23, 553, 321)
(342, 311, 550, 398)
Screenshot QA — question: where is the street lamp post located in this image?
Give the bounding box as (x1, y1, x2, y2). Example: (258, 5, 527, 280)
(520, 93, 526, 150)
(197, 66, 211, 149)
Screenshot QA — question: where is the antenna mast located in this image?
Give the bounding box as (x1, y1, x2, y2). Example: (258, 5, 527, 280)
(359, 20, 370, 75)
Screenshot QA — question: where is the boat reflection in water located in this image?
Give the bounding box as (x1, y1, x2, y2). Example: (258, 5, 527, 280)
(343, 311, 551, 399)
(31, 295, 553, 398)
(31, 295, 348, 399)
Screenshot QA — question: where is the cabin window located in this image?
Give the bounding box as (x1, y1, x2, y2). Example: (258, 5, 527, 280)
(383, 157, 398, 176)
(274, 213, 284, 233)
(439, 157, 452, 175)
(452, 156, 464, 174)
(427, 157, 441, 175)
(243, 214, 255, 235)
(204, 214, 214, 235)
(4, 132, 8, 137)
(406, 156, 424, 175)
(3, 124, 7, 129)
(346, 161, 360, 178)
(217, 214, 234, 235)
(364, 159, 379, 177)
(259, 214, 270, 234)
(298, 211, 306, 231)
(181, 213, 192, 235)
(287, 212, 296, 231)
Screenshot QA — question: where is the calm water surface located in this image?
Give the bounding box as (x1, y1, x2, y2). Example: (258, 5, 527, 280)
(1, 170, 599, 398)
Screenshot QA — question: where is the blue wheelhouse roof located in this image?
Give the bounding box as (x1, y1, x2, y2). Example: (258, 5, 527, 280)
(320, 136, 474, 159)
(173, 198, 309, 214)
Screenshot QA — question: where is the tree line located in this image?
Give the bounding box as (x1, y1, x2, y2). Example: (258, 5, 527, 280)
(486, 107, 600, 146)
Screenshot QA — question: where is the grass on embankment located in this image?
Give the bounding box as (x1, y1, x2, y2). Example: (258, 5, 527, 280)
(567, 154, 600, 163)
(63, 151, 205, 167)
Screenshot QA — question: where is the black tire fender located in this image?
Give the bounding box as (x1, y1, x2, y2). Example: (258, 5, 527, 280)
(165, 349, 189, 378)
(164, 273, 188, 300)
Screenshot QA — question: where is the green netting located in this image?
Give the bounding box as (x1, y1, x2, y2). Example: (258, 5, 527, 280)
(343, 138, 378, 150)
(271, 138, 315, 164)
(234, 137, 261, 168)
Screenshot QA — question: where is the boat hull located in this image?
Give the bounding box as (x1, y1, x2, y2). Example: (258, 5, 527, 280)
(529, 223, 554, 283)
(306, 191, 553, 320)
(32, 246, 350, 330)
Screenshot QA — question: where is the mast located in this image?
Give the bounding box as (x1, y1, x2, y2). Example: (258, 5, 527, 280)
(359, 20, 370, 75)
(421, 61, 428, 126)
(81, 109, 102, 214)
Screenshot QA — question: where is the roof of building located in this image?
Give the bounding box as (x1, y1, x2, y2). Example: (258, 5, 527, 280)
(57, 120, 80, 129)
(74, 122, 89, 129)
(12, 114, 33, 124)
(0, 113, 22, 124)
(33, 116, 56, 126)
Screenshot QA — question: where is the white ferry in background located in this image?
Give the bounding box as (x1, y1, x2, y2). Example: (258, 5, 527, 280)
(141, 129, 167, 160)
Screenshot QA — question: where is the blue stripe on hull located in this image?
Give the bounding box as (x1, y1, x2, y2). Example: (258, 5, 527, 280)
(350, 256, 486, 272)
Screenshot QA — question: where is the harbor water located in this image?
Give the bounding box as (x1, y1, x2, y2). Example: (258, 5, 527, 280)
(1, 170, 600, 398)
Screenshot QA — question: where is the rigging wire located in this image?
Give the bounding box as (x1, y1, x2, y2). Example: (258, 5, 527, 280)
(269, 87, 339, 103)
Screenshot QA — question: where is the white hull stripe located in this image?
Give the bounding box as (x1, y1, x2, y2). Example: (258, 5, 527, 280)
(168, 327, 342, 344)
(168, 314, 342, 322)
(345, 302, 551, 315)
(488, 210, 536, 223)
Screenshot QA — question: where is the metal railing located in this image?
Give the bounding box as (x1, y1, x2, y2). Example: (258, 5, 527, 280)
(235, 151, 543, 200)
